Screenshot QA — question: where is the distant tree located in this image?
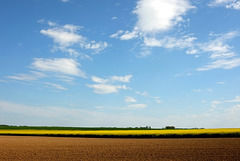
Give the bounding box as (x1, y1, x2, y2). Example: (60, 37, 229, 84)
(165, 126, 175, 129)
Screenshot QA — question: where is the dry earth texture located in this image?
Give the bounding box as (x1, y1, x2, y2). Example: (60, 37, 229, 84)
(0, 136, 239, 161)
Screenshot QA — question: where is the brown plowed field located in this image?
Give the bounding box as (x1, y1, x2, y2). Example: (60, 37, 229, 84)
(0, 136, 240, 160)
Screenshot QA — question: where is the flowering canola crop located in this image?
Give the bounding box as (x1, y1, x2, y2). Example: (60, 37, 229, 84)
(0, 128, 240, 137)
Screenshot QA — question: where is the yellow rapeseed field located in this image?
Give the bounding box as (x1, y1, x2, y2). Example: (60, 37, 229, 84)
(0, 128, 240, 137)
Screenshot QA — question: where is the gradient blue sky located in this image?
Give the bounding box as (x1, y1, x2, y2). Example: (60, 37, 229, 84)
(1, 0, 240, 128)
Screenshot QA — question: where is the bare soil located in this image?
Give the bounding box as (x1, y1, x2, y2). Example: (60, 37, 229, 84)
(0, 136, 239, 160)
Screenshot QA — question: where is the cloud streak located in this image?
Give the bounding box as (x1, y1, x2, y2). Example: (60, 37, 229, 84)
(41, 22, 108, 56)
(6, 71, 46, 82)
(124, 96, 137, 103)
(87, 75, 132, 94)
(31, 58, 86, 78)
(209, 0, 240, 10)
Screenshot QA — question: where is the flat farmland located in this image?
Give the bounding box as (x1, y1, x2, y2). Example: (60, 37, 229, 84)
(0, 136, 240, 160)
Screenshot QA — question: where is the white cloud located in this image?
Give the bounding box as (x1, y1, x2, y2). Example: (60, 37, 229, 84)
(209, 0, 236, 6)
(91, 75, 132, 84)
(88, 75, 132, 94)
(40, 22, 108, 56)
(137, 48, 151, 58)
(0, 100, 161, 127)
(155, 98, 163, 104)
(37, 19, 45, 24)
(1, 100, 240, 128)
(119, 30, 139, 40)
(197, 31, 240, 71)
(225, 104, 240, 120)
(110, 30, 124, 38)
(209, 0, 240, 10)
(209, 52, 236, 60)
(95, 106, 104, 109)
(111, 29, 139, 40)
(0, 79, 7, 83)
(136, 91, 149, 96)
(0, 100, 109, 126)
(111, 17, 118, 20)
(193, 89, 202, 92)
(87, 84, 128, 94)
(91, 76, 109, 84)
(197, 58, 240, 71)
(56, 47, 92, 60)
(44, 82, 67, 90)
(110, 75, 132, 83)
(124, 96, 137, 103)
(206, 88, 213, 92)
(31, 58, 86, 78)
(226, 1, 240, 9)
(61, 0, 70, 2)
(82, 41, 108, 54)
(201, 31, 238, 58)
(125, 104, 147, 109)
(143, 35, 197, 49)
(47, 21, 57, 27)
(55, 75, 75, 84)
(40, 25, 83, 47)
(110, 0, 196, 58)
(227, 95, 240, 103)
(110, 0, 194, 44)
(6, 71, 46, 81)
(217, 81, 226, 84)
(210, 100, 221, 110)
(133, 0, 194, 34)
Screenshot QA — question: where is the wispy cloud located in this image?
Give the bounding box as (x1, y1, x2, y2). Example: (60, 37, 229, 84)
(87, 84, 128, 94)
(110, 75, 132, 83)
(87, 75, 132, 94)
(209, 0, 240, 10)
(44, 82, 67, 90)
(211, 100, 221, 109)
(111, 29, 139, 40)
(121, 103, 147, 110)
(225, 104, 240, 120)
(82, 41, 108, 54)
(136, 91, 149, 96)
(41, 22, 108, 56)
(217, 81, 226, 85)
(40, 24, 83, 47)
(143, 35, 197, 49)
(91, 76, 109, 84)
(111, 17, 118, 20)
(226, 95, 240, 103)
(91, 75, 132, 84)
(124, 96, 137, 103)
(193, 89, 202, 92)
(0, 100, 108, 126)
(6, 71, 46, 82)
(201, 31, 238, 58)
(0, 79, 7, 83)
(197, 58, 240, 71)
(54, 75, 75, 84)
(154, 97, 163, 104)
(31, 58, 86, 78)
(197, 31, 240, 71)
(61, 0, 70, 2)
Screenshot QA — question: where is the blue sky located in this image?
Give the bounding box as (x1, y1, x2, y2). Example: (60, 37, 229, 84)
(1, 0, 240, 128)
